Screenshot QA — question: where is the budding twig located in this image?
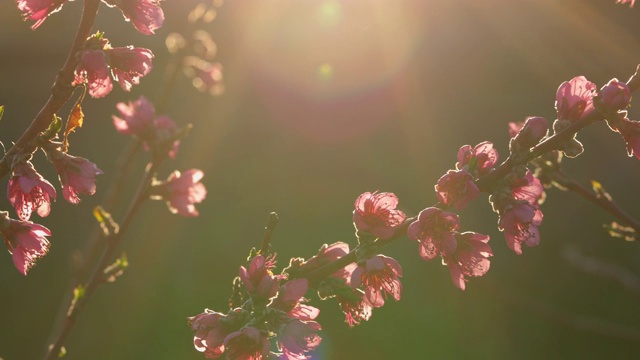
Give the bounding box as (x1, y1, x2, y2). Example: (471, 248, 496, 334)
(260, 212, 279, 256)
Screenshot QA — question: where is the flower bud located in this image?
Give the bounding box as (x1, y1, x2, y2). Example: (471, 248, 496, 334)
(512, 116, 548, 150)
(600, 78, 631, 110)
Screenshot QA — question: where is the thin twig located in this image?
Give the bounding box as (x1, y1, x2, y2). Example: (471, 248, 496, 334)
(260, 212, 279, 255)
(43, 159, 162, 360)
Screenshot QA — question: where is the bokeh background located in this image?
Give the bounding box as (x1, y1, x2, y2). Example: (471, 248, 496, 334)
(2, 0, 640, 358)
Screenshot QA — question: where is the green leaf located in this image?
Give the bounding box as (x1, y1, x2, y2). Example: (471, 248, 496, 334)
(0, 105, 4, 122)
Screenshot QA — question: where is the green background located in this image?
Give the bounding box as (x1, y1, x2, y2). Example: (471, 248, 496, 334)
(1, 0, 640, 359)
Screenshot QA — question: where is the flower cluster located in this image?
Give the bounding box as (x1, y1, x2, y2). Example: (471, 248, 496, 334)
(73, 32, 154, 98)
(18, 0, 164, 34)
(190, 255, 322, 359)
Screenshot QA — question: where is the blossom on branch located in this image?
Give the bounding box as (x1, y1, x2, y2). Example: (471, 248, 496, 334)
(555, 76, 597, 123)
(17, 0, 68, 30)
(223, 327, 270, 360)
(509, 117, 548, 151)
(277, 319, 322, 360)
(444, 232, 492, 290)
(616, 0, 635, 8)
(73, 34, 153, 98)
(435, 169, 479, 211)
(353, 192, 406, 240)
(239, 254, 281, 300)
(150, 169, 206, 217)
(272, 278, 320, 321)
(350, 255, 402, 308)
(407, 207, 460, 260)
(600, 78, 631, 110)
(8, 161, 57, 221)
(113, 96, 181, 158)
(190, 310, 231, 359)
(337, 288, 373, 327)
(456, 141, 499, 178)
(102, 0, 165, 35)
(0, 212, 51, 275)
(50, 151, 103, 204)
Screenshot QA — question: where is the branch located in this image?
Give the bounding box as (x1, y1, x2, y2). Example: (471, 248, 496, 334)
(0, 0, 101, 180)
(43, 160, 162, 360)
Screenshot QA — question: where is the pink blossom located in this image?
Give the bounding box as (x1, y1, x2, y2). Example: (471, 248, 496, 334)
(74, 50, 113, 98)
(153, 169, 206, 217)
(113, 96, 155, 135)
(51, 152, 103, 204)
(271, 279, 320, 321)
(17, 0, 68, 30)
(189, 310, 231, 359)
(353, 192, 406, 239)
(616, 0, 635, 8)
(7, 161, 56, 221)
(239, 255, 281, 300)
(113, 97, 180, 158)
(407, 207, 460, 260)
(223, 327, 270, 360)
(351, 255, 402, 308)
(435, 169, 479, 211)
(102, 0, 164, 35)
(444, 232, 492, 290)
(600, 78, 631, 110)
(498, 202, 543, 255)
(278, 320, 322, 360)
(607, 117, 640, 159)
(108, 46, 154, 92)
(456, 141, 499, 178)
(511, 170, 544, 206)
(336, 288, 373, 327)
(0, 214, 51, 275)
(555, 76, 597, 123)
(510, 117, 548, 150)
(74, 41, 153, 98)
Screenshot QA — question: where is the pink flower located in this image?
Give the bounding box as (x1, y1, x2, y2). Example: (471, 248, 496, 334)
(224, 327, 270, 360)
(7, 161, 57, 221)
(616, 0, 635, 8)
(600, 78, 631, 110)
(74, 37, 153, 98)
(444, 232, 492, 290)
(351, 255, 402, 308)
(555, 76, 597, 123)
(102, 0, 165, 35)
(511, 170, 544, 206)
(113, 97, 180, 158)
(74, 50, 113, 98)
(239, 255, 281, 300)
(278, 319, 322, 360)
(51, 152, 103, 204)
(509, 117, 548, 151)
(271, 279, 320, 321)
(336, 288, 373, 327)
(435, 170, 479, 211)
(456, 141, 499, 178)
(0, 214, 51, 275)
(189, 310, 231, 359)
(108, 46, 154, 92)
(17, 0, 68, 30)
(607, 117, 640, 159)
(407, 207, 460, 260)
(113, 96, 156, 135)
(498, 202, 543, 255)
(353, 192, 406, 239)
(152, 169, 206, 217)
